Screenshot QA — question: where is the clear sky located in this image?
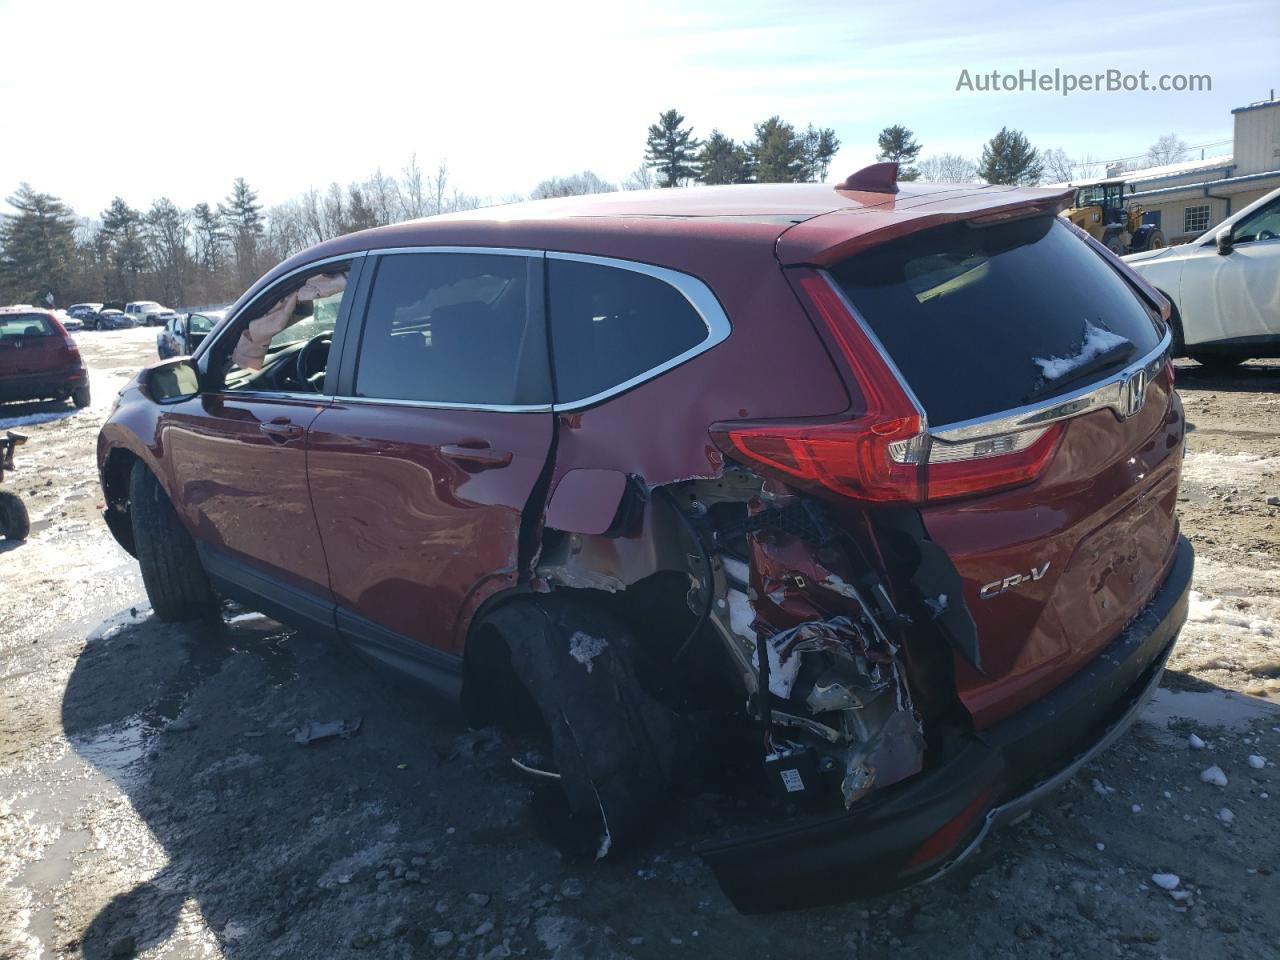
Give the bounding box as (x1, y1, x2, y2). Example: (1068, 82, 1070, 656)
(1, 0, 1276, 216)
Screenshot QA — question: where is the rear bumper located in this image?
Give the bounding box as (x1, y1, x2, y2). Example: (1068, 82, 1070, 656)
(0, 366, 88, 402)
(698, 535, 1193, 913)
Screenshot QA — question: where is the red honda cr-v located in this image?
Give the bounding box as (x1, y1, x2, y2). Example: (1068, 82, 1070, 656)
(1, 306, 91, 408)
(98, 164, 1192, 912)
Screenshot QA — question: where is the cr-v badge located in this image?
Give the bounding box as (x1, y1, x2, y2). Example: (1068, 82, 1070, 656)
(980, 562, 1051, 599)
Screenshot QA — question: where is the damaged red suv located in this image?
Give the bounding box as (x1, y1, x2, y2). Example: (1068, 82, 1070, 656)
(98, 164, 1191, 911)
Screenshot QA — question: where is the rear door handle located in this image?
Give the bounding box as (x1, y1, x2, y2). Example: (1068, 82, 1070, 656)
(440, 442, 513, 468)
(260, 418, 304, 443)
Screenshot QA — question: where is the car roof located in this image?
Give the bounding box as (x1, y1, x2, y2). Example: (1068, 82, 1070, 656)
(0, 305, 49, 315)
(231, 177, 1070, 315)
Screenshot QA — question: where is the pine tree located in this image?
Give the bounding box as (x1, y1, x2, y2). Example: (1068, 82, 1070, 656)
(100, 197, 146, 300)
(346, 184, 378, 233)
(220, 177, 265, 287)
(644, 109, 701, 187)
(0, 184, 78, 305)
(876, 125, 923, 181)
(750, 117, 805, 183)
(799, 125, 841, 182)
(698, 131, 752, 185)
(978, 128, 1044, 185)
(191, 203, 227, 274)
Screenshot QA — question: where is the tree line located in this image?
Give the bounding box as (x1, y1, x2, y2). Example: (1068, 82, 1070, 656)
(0, 111, 1196, 309)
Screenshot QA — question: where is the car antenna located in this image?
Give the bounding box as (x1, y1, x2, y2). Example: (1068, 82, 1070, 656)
(837, 162, 899, 194)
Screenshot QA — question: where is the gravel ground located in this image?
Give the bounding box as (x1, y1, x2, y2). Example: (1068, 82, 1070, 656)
(1, 329, 1278, 960)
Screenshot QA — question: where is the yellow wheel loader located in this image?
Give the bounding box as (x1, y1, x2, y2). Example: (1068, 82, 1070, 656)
(1064, 178, 1166, 254)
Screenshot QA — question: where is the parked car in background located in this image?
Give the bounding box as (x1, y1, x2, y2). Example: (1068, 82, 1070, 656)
(67, 302, 104, 321)
(97, 170, 1191, 912)
(54, 309, 83, 332)
(125, 301, 178, 327)
(84, 305, 134, 331)
(1125, 186, 1280, 369)
(0, 306, 90, 408)
(157, 310, 224, 359)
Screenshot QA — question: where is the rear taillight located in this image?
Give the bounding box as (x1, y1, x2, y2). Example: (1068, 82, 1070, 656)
(709, 269, 1063, 504)
(63, 334, 77, 349)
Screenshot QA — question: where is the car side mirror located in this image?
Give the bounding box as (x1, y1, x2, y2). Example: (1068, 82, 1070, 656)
(139, 357, 201, 403)
(1215, 226, 1233, 256)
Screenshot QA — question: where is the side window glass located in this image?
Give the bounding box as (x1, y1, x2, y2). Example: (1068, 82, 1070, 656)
(547, 259, 710, 404)
(353, 253, 546, 406)
(1234, 198, 1280, 245)
(221, 269, 351, 393)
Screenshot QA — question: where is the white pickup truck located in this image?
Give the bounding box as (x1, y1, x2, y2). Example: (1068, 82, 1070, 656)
(124, 301, 178, 327)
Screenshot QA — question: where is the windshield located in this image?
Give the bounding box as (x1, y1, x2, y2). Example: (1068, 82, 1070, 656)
(830, 215, 1163, 425)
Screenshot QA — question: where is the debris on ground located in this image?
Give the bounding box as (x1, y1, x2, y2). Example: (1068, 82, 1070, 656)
(293, 717, 363, 745)
(1200, 765, 1229, 787)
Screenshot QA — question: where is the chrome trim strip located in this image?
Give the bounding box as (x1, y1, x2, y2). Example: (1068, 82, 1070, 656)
(546, 251, 732, 412)
(217, 390, 331, 403)
(930, 330, 1171, 444)
(372, 245, 545, 259)
(333, 395, 552, 414)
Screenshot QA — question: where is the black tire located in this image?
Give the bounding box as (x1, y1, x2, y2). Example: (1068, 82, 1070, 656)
(1190, 354, 1245, 371)
(1162, 297, 1186, 356)
(128, 461, 218, 621)
(72, 385, 91, 409)
(0, 492, 30, 540)
(483, 596, 683, 857)
(1145, 228, 1166, 250)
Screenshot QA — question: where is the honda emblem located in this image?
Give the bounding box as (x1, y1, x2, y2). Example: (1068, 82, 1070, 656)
(1118, 369, 1148, 419)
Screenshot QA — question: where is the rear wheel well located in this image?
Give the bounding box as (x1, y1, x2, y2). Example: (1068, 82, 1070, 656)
(1155, 289, 1186, 356)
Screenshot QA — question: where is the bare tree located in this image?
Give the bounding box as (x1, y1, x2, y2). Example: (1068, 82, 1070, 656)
(400, 153, 427, 220)
(1145, 133, 1189, 168)
(300, 188, 326, 246)
(143, 198, 190, 305)
(1041, 148, 1076, 183)
(430, 162, 450, 216)
(1075, 154, 1105, 180)
(621, 164, 656, 191)
(322, 183, 346, 238)
(917, 153, 979, 183)
(530, 171, 618, 199)
(363, 168, 399, 226)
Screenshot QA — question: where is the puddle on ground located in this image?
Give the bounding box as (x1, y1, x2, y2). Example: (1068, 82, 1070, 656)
(1141, 688, 1280, 734)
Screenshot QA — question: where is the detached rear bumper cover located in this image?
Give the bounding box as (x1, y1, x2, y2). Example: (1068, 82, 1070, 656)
(698, 535, 1193, 913)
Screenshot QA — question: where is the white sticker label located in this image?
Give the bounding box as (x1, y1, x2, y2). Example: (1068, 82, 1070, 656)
(780, 768, 805, 793)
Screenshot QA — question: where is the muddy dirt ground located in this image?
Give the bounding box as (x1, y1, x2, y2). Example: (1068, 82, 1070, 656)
(1, 328, 1278, 960)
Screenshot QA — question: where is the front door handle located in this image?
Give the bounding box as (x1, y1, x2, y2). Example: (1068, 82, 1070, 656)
(440, 442, 513, 468)
(260, 418, 304, 443)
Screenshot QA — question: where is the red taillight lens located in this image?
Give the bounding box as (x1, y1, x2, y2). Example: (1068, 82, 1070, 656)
(709, 269, 1063, 504)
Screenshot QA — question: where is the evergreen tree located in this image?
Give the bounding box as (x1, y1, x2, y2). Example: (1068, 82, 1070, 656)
(978, 127, 1044, 185)
(220, 177, 265, 286)
(750, 116, 805, 183)
(876, 125, 923, 181)
(799, 125, 841, 182)
(698, 130, 752, 185)
(191, 202, 227, 274)
(100, 196, 146, 299)
(0, 184, 78, 304)
(346, 184, 378, 233)
(144, 198, 190, 305)
(644, 109, 701, 187)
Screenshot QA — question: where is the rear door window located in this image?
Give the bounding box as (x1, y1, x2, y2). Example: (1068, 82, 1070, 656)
(547, 258, 711, 405)
(353, 252, 548, 406)
(829, 216, 1163, 426)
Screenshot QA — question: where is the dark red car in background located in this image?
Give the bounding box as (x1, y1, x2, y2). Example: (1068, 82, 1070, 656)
(97, 165, 1192, 911)
(0, 306, 90, 408)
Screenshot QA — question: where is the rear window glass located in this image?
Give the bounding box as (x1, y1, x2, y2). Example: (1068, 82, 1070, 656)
(0, 315, 55, 338)
(829, 216, 1162, 426)
(547, 259, 709, 404)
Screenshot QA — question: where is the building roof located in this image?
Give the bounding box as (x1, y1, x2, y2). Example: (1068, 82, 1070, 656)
(1231, 96, 1280, 115)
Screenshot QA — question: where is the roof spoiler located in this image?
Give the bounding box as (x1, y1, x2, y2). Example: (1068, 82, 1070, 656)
(836, 162, 899, 194)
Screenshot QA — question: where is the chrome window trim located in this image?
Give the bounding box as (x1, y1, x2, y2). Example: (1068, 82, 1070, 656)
(213, 390, 332, 404)
(930, 330, 1171, 443)
(372, 245, 545, 259)
(332, 395, 551, 414)
(546, 251, 732, 412)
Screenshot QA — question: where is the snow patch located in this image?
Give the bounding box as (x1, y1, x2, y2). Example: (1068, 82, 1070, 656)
(1033, 320, 1130, 380)
(1151, 873, 1180, 891)
(1200, 765, 1228, 787)
(567, 631, 608, 673)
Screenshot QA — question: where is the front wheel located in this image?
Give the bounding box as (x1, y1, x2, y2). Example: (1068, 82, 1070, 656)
(129, 462, 218, 621)
(0, 492, 30, 540)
